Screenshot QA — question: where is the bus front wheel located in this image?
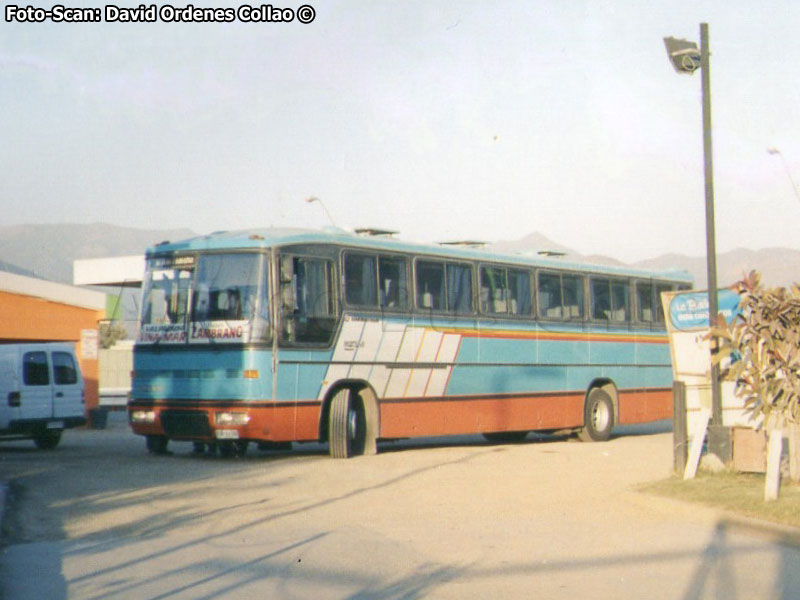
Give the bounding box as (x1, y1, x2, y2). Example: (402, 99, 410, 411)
(329, 388, 366, 459)
(578, 388, 614, 442)
(146, 435, 169, 455)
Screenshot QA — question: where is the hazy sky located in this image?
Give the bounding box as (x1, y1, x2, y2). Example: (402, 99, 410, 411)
(3, 1, 800, 261)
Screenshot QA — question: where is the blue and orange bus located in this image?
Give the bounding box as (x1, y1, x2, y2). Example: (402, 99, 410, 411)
(128, 227, 691, 457)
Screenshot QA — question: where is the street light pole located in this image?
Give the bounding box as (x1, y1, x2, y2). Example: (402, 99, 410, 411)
(305, 196, 337, 228)
(699, 24, 729, 460)
(665, 23, 730, 462)
(768, 147, 800, 204)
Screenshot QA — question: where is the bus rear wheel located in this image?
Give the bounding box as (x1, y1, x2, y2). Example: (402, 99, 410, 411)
(329, 388, 366, 459)
(578, 388, 614, 442)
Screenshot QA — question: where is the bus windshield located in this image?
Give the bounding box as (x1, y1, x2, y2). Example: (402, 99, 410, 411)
(139, 253, 269, 344)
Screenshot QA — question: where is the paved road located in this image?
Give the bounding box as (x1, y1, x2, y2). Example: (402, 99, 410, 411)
(1, 416, 800, 599)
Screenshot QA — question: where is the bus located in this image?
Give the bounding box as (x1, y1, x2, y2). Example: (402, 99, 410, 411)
(128, 227, 692, 458)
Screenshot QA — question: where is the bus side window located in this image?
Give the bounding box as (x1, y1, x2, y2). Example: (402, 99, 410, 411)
(591, 278, 611, 320)
(562, 275, 584, 319)
(538, 272, 562, 319)
(378, 256, 409, 310)
(611, 280, 630, 322)
(655, 284, 673, 323)
(281, 256, 337, 345)
(344, 253, 378, 307)
(416, 261, 444, 311)
(446, 263, 473, 314)
(636, 282, 654, 323)
(508, 269, 532, 316)
(480, 266, 507, 314)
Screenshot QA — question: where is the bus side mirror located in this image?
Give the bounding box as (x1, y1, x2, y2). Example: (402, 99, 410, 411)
(8, 391, 20, 407)
(281, 284, 296, 313)
(279, 256, 294, 283)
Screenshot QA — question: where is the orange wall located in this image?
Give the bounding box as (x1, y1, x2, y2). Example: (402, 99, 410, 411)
(0, 290, 104, 409)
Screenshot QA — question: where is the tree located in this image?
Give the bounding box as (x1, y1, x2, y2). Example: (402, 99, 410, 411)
(710, 271, 800, 499)
(99, 321, 127, 349)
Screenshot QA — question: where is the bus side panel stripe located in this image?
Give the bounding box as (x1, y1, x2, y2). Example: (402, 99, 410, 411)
(406, 329, 443, 398)
(385, 327, 421, 398)
(617, 387, 673, 424)
(349, 319, 384, 381)
(318, 317, 365, 399)
(426, 333, 461, 397)
(371, 328, 403, 398)
(379, 393, 584, 438)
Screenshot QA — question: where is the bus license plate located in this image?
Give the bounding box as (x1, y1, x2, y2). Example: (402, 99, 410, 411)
(47, 421, 64, 430)
(215, 429, 239, 440)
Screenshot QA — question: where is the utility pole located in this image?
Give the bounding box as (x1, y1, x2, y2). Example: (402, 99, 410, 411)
(664, 23, 730, 462)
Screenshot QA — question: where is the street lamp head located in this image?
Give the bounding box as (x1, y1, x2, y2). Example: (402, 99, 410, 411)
(664, 36, 701, 74)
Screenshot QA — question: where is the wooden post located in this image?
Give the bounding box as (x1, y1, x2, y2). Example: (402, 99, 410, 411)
(673, 381, 688, 475)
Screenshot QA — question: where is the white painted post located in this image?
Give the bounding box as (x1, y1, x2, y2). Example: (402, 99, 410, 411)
(765, 420, 783, 501)
(789, 423, 800, 484)
(685, 408, 711, 480)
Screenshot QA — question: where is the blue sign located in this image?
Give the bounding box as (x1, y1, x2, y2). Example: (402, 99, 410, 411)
(669, 289, 741, 331)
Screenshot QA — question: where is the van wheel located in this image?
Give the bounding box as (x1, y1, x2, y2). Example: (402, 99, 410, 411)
(329, 388, 366, 459)
(34, 430, 62, 450)
(578, 388, 614, 442)
(146, 435, 169, 455)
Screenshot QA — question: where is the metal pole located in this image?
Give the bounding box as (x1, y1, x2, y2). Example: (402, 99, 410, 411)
(700, 23, 730, 461)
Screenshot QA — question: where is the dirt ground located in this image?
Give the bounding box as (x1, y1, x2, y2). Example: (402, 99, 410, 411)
(2, 417, 800, 599)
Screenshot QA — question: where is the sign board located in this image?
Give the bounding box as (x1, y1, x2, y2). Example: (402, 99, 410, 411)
(663, 289, 756, 428)
(81, 328, 99, 360)
(663, 289, 760, 478)
(668, 289, 741, 331)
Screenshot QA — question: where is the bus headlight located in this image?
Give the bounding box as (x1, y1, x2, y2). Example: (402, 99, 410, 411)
(130, 410, 156, 424)
(215, 412, 250, 426)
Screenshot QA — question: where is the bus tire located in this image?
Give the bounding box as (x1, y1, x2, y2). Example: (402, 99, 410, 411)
(329, 388, 365, 459)
(33, 429, 62, 450)
(146, 435, 169, 455)
(218, 440, 248, 458)
(578, 388, 614, 442)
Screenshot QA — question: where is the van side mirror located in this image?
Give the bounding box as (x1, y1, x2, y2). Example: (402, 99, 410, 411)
(8, 391, 20, 407)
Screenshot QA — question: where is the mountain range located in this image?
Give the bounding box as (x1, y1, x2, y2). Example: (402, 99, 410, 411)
(489, 232, 800, 289)
(0, 223, 195, 284)
(0, 224, 798, 290)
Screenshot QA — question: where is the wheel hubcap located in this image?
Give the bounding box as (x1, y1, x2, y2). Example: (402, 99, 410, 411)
(592, 401, 610, 431)
(347, 409, 358, 441)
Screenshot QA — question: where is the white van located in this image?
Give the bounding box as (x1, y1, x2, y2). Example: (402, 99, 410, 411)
(0, 343, 86, 449)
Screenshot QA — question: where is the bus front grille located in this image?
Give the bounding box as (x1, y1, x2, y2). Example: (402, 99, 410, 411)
(161, 410, 211, 438)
